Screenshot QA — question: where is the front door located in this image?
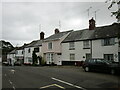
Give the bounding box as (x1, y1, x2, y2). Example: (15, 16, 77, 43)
(86, 53, 91, 60)
(47, 53, 54, 64)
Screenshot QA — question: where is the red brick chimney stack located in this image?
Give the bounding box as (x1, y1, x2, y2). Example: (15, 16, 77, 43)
(55, 28, 60, 34)
(89, 17, 96, 30)
(40, 32, 45, 40)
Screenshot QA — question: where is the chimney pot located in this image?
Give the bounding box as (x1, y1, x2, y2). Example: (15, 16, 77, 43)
(55, 28, 60, 34)
(89, 17, 96, 30)
(40, 32, 45, 40)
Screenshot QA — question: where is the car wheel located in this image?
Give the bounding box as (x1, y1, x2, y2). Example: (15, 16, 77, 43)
(110, 69, 115, 75)
(85, 67, 89, 72)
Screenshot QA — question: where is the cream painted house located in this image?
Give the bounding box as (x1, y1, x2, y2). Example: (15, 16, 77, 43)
(42, 29, 73, 65)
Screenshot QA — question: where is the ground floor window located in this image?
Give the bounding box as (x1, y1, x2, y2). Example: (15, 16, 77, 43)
(70, 54, 75, 60)
(86, 53, 91, 60)
(104, 54, 114, 61)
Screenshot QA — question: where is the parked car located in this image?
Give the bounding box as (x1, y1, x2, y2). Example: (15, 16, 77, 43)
(82, 58, 120, 74)
(14, 61, 21, 66)
(2, 61, 9, 66)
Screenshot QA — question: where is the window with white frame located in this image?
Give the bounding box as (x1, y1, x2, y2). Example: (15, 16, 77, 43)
(83, 40, 90, 49)
(70, 54, 75, 60)
(101, 38, 115, 46)
(69, 42, 75, 50)
(104, 54, 114, 61)
(48, 42, 52, 50)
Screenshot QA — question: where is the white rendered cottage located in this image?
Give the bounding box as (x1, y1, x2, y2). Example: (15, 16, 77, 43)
(61, 18, 120, 65)
(24, 32, 44, 65)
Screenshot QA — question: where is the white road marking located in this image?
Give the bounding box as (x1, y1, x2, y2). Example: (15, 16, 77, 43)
(51, 77, 86, 90)
(10, 69, 15, 74)
(54, 84, 65, 89)
(13, 86, 15, 90)
(40, 84, 65, 89)
(9, 80, 12, 84)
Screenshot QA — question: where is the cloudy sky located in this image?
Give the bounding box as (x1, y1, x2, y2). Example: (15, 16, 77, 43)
(1, 0, 118, 47)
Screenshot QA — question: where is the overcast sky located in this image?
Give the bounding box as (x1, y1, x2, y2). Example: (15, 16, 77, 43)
(1, 0, 118, 47)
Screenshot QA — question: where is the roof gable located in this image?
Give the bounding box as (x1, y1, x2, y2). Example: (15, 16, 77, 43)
(44, 30, 73, 41)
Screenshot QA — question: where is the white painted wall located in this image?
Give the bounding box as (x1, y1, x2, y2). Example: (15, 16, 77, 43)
(24, 46, 42, 64)
(62, 41, 91, 62)
(24, 47, 34, 64)
(7, 53, 16, 65)
(92, 38, 119, 62)
(0, 57, 1, 62)
(16, 49, 23, 57)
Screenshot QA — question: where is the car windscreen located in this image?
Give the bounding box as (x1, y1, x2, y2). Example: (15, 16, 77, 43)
(104, 60, 112, 64)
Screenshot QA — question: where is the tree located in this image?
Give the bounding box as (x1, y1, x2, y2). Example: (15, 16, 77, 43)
(0, 40, 14, 62)
(32, 51, 37, 65)
(106, 0, 120, 21)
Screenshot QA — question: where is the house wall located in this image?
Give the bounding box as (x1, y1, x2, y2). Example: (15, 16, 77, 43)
(24, 46, 42, 64)
(24, 47, 34, 64)
(0, 57, 1, 62)
(16, 50, 23, 57)
(36, 47, 42, 56)
(62, 41, 91, 62)
(42, 33, 70, 65)
(7, 53, 16, 65)
(92, 38, 119, 62)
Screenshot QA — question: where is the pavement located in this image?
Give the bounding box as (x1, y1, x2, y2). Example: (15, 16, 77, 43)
(2, 65, 120, 90)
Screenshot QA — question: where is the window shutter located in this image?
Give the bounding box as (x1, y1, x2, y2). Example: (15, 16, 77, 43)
(101, 39, 104, 46)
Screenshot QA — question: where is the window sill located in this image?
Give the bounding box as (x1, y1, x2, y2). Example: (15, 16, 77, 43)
(69, 48, 75, 50)
(102, 44, 115, 46)
(83, 47, 90, 49)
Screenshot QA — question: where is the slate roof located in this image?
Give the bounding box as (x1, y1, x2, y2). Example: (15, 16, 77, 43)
(92, 23, 120, 39)
(9, 49, 16, 54)
(44, 30, 73, 41)
(25, 40, 42, 48)
(62, 23, 120, 43)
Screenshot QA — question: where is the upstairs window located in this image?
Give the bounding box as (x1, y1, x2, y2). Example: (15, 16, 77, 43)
(101, 38, 115, 46)
(34, 47, 39, 52)
(28, 48, 30, 53)
(48, 42, 52, 50)
(83, 40, 90, 49)
(69, 42, 75, 50)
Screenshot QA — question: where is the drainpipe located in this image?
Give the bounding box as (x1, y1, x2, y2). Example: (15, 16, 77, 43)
(90, 40, 92, 58)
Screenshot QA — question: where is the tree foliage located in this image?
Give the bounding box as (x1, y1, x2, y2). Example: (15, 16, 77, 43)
(106, 0, 120, 21)
(32, 51, 37, 65)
